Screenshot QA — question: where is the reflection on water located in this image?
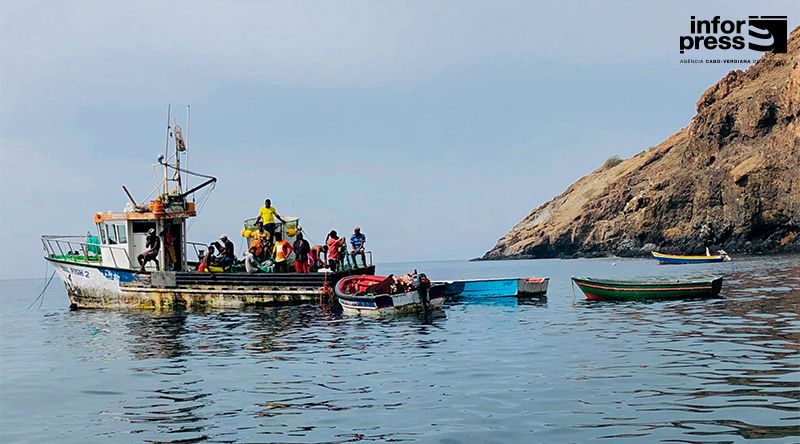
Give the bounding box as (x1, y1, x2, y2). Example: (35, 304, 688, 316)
(1, 255, 798, 442)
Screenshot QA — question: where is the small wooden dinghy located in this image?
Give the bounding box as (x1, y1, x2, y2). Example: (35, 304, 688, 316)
(651, 250, 730, 264)
(571, 276, 723, 301)
(436, 277, 549, 298)
(335, 273, 445, 316)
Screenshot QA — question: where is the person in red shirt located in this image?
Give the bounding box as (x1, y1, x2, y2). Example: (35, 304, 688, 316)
(310, 244, 326, 271)
(197, 244, 217, 272)
(272, 232, 293, 273)
(325, 230, 345, 271)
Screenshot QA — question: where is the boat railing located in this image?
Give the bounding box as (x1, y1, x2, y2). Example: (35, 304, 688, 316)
(186, 241, 208, 263)
(242, 216, 300, 233)
(41, 235, 132, 269)
(343, 250, 373, 269)
(187, 239, 373, 270)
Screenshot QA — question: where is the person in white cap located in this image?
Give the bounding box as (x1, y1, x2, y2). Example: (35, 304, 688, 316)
(349, 226, 367, 268)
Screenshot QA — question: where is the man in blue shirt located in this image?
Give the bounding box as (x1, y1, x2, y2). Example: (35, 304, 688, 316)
(350, 226, 367, 268)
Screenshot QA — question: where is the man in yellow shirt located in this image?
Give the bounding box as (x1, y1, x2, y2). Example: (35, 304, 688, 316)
(255, 198, 286, 238)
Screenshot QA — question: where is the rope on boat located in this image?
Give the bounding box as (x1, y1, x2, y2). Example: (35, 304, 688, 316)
(27, 270, 56, 310)
(320, 272, 332, 305)
(570, 276, 577, 305)
(186, 183, 215, 231)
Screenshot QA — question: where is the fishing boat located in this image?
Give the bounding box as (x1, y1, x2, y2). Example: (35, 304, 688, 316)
(651, 249, 730, 264)
(571, 276, 724, 301)
(436, 277, 549, 298)
(41, 108, 374, 309)
(335, 273, 446, 316)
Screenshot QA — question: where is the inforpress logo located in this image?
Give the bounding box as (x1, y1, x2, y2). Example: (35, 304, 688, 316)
(748, 16, 788, 52)
(679, 15, 788, 54)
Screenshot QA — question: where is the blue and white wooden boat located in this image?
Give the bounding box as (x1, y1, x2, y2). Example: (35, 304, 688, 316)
(435, 277, 549, 298)
(652, 250, 730, 265)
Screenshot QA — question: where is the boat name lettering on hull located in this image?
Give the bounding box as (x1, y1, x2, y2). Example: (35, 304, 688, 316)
(60, 265, 90, 279)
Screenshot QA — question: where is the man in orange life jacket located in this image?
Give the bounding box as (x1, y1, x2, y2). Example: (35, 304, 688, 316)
(244, 234, 268, 273)
(272, 232, 293, 273)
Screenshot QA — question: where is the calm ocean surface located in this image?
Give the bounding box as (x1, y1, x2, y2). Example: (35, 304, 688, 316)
(1, 256, 799, 443)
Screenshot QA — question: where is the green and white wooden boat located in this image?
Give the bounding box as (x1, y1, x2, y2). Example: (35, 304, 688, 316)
(571, 276, 723, 301)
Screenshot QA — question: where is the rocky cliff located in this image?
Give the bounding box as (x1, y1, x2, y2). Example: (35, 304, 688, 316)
(482, 27, 800, 260)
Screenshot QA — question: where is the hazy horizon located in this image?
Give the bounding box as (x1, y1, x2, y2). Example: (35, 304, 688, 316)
(1, 1, 797, 279)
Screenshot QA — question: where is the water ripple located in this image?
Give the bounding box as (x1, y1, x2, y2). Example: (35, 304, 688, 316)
(1, 256, 799, 442)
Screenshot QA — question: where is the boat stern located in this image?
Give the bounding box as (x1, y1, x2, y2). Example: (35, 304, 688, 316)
(518, 277, 549, 296)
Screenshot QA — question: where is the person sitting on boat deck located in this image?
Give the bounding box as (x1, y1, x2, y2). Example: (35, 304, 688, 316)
(210, 241, 224, 258)
(255, 199, 286, 239)
(349, 226, 367, 268)
(198, 244, 218, 272)
(218, 234, 236, 270)
(326, 230, 345, 271)
(244, 234, 269, 273)
(272, 232, 293, 273)
(137, 228, 160, 272)
(292, 232, 311, 273)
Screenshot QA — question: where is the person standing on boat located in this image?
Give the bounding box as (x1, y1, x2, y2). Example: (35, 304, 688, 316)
(292, 232, 311, 273)
(255, 199, 286, 239)
(218, 234, 236, 270)
(137, 228, 160, 272)
(349, 226, 367, 268)
(310, 244, 325, 271)
(272, 233, 293, 273)
(255, 234, 270, 262)
(161, 227, 177, 271)
(326, 230, 345, 271)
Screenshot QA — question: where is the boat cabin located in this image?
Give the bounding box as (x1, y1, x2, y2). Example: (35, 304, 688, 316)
(91, 200, 197, 272)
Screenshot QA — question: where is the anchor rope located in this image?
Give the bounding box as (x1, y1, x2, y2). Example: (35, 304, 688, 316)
(28, 270, 56, 310)
(320, 271, 332, 305)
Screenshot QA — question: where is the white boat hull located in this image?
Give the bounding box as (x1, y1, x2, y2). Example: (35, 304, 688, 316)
(48, 258, 137, 308)
(338, 290, 446, 317)
(47, 257, 378, 309)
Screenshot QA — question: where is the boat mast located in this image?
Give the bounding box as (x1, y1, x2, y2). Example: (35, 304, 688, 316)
(163, 104, 171, 198)
(185, 105, 190, 199)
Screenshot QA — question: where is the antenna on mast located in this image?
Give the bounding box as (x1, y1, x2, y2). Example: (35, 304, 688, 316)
(173, 116, 183, 194)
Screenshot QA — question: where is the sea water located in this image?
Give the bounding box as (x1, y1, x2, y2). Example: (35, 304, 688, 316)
(1, 255, 798, 443)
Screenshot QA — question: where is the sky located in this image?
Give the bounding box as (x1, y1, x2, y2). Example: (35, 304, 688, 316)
(1, 0, 797, 279)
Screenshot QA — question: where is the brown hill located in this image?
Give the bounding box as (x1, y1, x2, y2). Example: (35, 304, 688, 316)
(482, 26, 800, 260)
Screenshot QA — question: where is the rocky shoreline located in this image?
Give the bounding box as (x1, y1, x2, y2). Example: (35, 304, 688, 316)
(481, 27, 800, 261)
